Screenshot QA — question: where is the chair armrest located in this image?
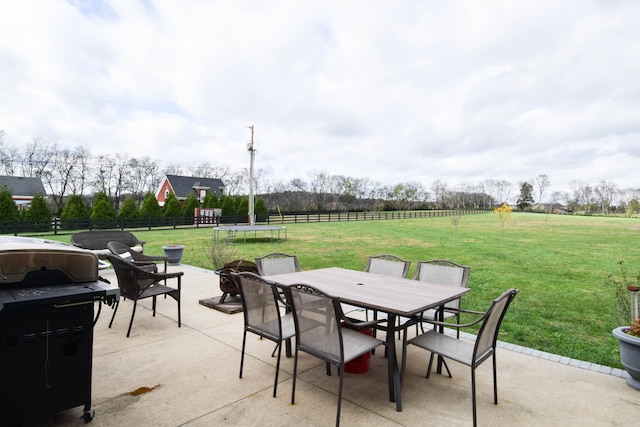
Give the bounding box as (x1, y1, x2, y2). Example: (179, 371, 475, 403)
(153, 271, 184, 280)
(132, 263, 184, 281)
(132, 260, 158, 267)
(451, 307, 486, 316)
(415, 311, 488, 329)
(139, 255, 168, 262)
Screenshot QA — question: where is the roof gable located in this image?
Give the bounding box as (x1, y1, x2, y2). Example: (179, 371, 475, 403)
(0, 176, 46, 197)
(163, 174, 225, 199)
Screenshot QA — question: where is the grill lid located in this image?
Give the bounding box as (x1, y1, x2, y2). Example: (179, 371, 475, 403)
(0, 237, 98, 286)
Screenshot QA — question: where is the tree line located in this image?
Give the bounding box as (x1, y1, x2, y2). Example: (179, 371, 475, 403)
(2, 132, 639, 216)
(0, 183, 269, 232)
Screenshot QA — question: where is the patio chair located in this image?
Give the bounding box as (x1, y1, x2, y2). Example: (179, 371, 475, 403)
(285, 284, 384, 427)
(104, 253, 183, 337)
(413, 260, 471, 337)
(107, 241, 168, 274)
(255, 252, 302, 276)
(231, 272, 295, 398)
(364, 254, 411, 278)
(364, 254, 411, 343)
(407, 288, 519, 427)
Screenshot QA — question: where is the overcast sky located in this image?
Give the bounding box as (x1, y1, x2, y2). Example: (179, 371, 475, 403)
(1, 0, 639, 198)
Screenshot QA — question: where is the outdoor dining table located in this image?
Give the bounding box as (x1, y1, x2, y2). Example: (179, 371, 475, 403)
(263, 267, 471, 412)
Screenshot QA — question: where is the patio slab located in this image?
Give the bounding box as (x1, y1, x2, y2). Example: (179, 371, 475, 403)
(15, 264, 640, 426)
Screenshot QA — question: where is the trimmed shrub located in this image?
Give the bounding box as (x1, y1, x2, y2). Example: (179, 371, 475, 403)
(60, 194, 90, 230)
(139, 192, 163, 226)
(91, 192, 116, 229)
(21, 193, 52, 232)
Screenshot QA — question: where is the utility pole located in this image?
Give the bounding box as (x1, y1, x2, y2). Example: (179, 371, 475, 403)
(247, 125, 255, 226)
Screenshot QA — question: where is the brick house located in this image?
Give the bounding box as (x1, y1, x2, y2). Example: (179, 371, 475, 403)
(0, 175, 47, 211)
(155, 174, 225, 206)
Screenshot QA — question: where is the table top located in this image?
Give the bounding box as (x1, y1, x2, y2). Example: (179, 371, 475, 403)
(264, 267, 470, 317)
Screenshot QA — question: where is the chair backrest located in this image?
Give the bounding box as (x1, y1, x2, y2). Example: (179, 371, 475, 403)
(105, 253, 155, 298)
(233, 272, 284, 340)
(108, 241, 135, 261)
(255, 253, 301, 276)
(287, 284, 343, 365)
(72, 230, 143, 250)
(414, 260, 470, 309)
(365, 254, 410, 278)
(474, 288, 519, 363)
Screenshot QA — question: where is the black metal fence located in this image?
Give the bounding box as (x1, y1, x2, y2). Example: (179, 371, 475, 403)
(0, 209, 488, 237)
(259, 209, 486, 224)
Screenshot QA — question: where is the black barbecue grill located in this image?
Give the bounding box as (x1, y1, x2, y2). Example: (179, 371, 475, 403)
(0, 237, 119, 425)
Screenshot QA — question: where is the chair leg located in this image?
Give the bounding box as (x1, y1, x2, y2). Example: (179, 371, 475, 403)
(239, 330, 247, 379)
(176, 279, 181, 327)
(108, 300, 120, 328)
(127, 300, 138, 337)
(273, 339, 283, 397)
(493, 353, 498, 404)
(336, 365, 344, 427)
(271, 342, 280, 358)
(443, 358, 452, 377)
(291, 349, 299, 405)
(426, 353, 434, 378)
(471, 367, 477, 427)
(152, 295, 157, 317)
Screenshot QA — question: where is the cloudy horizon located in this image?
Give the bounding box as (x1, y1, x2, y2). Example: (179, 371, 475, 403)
(1, 0, 639, 201)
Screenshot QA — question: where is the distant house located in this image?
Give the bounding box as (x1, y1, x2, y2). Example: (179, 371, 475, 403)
(155, 174, 225, 206)
(0, 175, 47, 210)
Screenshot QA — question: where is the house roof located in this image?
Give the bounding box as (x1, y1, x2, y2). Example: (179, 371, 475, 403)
(163, 174, 225, 199)
(0, 175, 46, 197)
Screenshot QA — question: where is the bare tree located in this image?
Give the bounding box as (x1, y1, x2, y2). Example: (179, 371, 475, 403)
(189, 162, 216, 178)
(358, 177, 382, 211)
(594, 180, 618, 216)
(569, 181, 595, 214)
(334, 175, 357, 210)
(43, 146, 88, 213)
(0, 130, 18, 175)
(308, 171, 332, 211)
(494, 180, 513, 205)
(163, 163, 183, 176)
(92, 154, 116, 198)
(290, 178, 307, 192)
(222, 170, 245, 196)
(68, 146, 90, 195)
(126, 156, 162, 206)
(549, 191, 568, 212)
(534, 174, 551, 210)
(111, 154, 133, 208)
(19, 139, 55, 178)
(431, 180, 449, 209)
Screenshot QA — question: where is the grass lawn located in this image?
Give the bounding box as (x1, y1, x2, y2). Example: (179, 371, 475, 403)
(49, 212, 640, 368)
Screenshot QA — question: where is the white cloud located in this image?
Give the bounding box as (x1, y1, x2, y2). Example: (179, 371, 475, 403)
(1, 0, 640, 198)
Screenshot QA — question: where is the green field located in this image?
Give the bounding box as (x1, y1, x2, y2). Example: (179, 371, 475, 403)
(50, 212, 640, 368)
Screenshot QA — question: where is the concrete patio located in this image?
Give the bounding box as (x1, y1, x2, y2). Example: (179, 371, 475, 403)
(19, 264, 640, 426)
